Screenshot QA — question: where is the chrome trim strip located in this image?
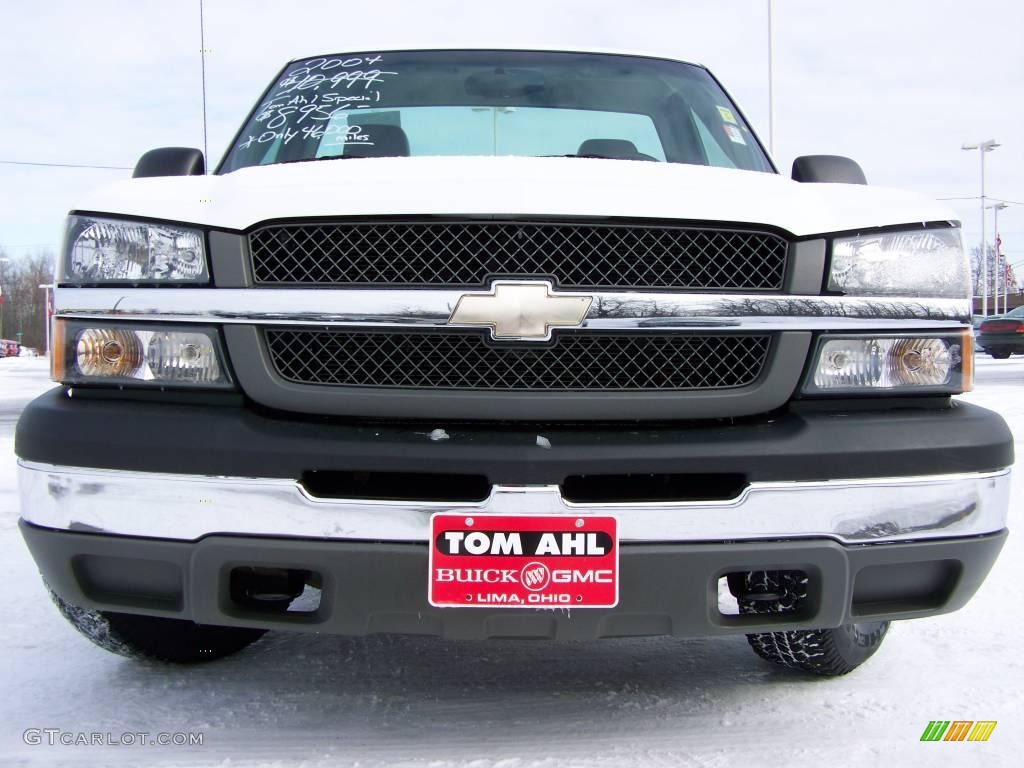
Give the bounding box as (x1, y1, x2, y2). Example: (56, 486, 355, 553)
(54, 288, 970, 331)
(19, 461, 1009, 545)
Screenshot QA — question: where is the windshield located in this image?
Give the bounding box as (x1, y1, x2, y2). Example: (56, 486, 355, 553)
(220, 50, 774, 173)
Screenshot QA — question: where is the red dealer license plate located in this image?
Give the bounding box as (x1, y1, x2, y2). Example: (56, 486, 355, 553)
(429, 513, 619, 609)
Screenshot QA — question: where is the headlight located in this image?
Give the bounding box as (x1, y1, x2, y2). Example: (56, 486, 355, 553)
(62, 216, 208, 284)
(828, 228, 967, 298)
(803, 332, 972, 394)
(53, 320, 232, 389)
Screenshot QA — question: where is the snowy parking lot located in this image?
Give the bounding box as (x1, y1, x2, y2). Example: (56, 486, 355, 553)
(1, 355, 1021, 767)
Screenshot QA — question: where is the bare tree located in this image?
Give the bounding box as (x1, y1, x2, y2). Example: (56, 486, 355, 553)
(970, 244, 1018, 311)
(0, 249, 56, 352)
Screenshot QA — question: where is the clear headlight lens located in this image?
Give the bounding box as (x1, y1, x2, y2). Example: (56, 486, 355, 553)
(63, 216, 208, 284)
(804, 333, 972, 394)
(54, 321, 232, 388)
(828, 228, 968, 298)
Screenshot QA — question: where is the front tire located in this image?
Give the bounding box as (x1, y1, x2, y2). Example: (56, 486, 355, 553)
(50, 590, 266, 663)
(989, 349, 1012, 359)
(735, 571, 889, 676)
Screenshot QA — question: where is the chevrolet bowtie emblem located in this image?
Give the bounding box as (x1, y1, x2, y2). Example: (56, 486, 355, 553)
(448, 281, 593, 340)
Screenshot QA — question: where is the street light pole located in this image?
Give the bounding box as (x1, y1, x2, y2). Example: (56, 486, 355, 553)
(767, 0, 775, 156)
(962, 140, 1001, 316)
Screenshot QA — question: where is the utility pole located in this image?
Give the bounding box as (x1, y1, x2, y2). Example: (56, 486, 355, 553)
(962, 140, 1000, 316)
(200, 0, 209, 171)
(767, 0, 775, 156)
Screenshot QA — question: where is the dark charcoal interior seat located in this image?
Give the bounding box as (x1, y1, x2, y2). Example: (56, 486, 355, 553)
(577, 138, 657, 161)
(344, 125, 411, 158)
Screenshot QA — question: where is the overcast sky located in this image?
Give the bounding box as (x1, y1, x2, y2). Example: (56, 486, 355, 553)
(1, 0, 1021, 264)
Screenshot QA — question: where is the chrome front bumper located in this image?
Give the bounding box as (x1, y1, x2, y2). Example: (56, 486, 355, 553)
(19, 461, 1011, 545)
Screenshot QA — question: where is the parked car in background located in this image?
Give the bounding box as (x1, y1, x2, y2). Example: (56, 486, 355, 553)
(0, 339, 20, 358)
(18, 347, 40, 358)
(978, 306, 1024, 359)
(971, 315, 988, 352)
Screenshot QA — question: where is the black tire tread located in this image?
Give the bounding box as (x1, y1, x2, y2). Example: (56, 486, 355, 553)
(747, 627, 861, 676)
(737, 571, 889, 677)
(49, 590, 266, 663)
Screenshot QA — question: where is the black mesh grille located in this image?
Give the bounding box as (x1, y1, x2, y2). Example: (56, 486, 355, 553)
(264, 330, 771, 391)
(249, 221, 788, 291)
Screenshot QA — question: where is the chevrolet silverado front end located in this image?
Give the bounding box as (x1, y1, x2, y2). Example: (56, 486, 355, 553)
(16, 48, 1011, 675)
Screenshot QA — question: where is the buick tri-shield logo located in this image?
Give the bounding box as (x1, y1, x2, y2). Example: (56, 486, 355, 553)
(447, 280, 593, 340)
(519, 562, 551, 591)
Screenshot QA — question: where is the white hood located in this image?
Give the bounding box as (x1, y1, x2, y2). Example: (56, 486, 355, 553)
(74, 155, 957, 237)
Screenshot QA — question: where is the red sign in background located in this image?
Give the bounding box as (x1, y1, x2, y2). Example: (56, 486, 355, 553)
(429, 513, 619, 608)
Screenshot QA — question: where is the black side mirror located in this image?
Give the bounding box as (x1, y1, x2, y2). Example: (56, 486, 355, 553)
(133, 147, 205, 178)
(791, 155, 867, 185)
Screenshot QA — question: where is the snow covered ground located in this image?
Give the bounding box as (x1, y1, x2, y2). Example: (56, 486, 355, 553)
(0, 355, 1021, 767)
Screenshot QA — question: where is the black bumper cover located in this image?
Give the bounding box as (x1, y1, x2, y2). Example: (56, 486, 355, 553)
(22, 522, 1007, 640)
(14, 389, 1014, 483)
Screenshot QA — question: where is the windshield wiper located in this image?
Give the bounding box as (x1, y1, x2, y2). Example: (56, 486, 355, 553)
(273, 155, 364, 166)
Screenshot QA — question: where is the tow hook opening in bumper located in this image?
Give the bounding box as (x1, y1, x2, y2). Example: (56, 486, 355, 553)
(718, 558, 963, 621)
(228, 566, 323, 616)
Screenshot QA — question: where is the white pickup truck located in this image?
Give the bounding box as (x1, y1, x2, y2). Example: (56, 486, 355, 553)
(17, 47, 1010, 676)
